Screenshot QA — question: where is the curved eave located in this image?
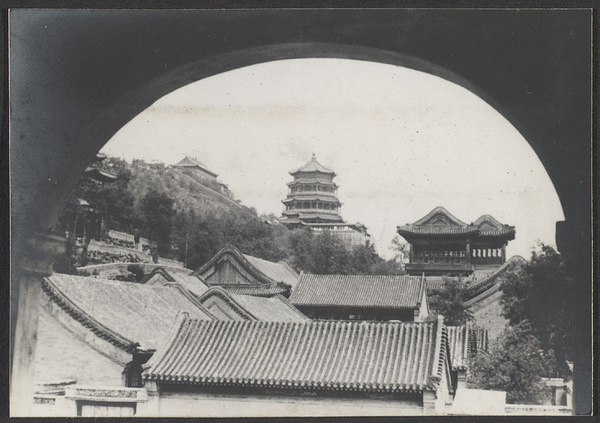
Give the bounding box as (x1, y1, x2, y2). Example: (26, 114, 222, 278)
(194, 245, 280, 287)
(41, 277, 139, 353)
(397, 228, 479, 239)
(141, 375, 430, 394)
(198, 287, 257, 320)
(282, 196, 340, 203)
(287, 180, 338, 188)
(293, 302, 419, 310)
(476, 229, 516, 241)
(289, 169, 336, 177)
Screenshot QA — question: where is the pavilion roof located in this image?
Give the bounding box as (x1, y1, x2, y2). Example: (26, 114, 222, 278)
(290, 274, 426, 310)
(397, 207, 514, 239)
(143, 316, 452, 394)
(287, 179, 338, 187)
(42, 273, 214, 353)
(285, 212, 345, 222)
(282, 194, 340, 203)
(473, 214, 516, 238)
(172, 156, 218, 177)
(289, 154, 335, 176)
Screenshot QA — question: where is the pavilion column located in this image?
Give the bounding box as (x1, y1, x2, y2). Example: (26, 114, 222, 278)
(501, 244, 506, 263)
(465, 240, 471, 264)
(11, 231, 65, 416)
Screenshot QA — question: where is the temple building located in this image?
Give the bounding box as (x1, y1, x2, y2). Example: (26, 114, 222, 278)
(397, 207, 516, 277)
(290, 274, 429, 322)
(171, 156, 232, 196)
(281, 154, 371, 246)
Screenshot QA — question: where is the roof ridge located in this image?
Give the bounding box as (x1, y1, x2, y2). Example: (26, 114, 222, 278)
(140, 267, 176, 284)
(412, 206, 467, 227)
(270, 294, 310, 320)
(193, 245, 277, 286)
(198, 287, 257, 320)
(161, 282, 217, 320)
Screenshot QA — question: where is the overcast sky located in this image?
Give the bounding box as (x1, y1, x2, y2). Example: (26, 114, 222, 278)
(101, 58, 564, 259)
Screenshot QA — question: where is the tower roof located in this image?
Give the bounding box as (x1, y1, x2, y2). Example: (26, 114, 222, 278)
(290, 153, 335, 176)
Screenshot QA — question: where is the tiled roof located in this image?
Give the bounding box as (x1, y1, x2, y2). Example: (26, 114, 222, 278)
(197, 287, 307, 321)
(172, 156, 218, 177)
(290, 274, 425, 310)
(398, 226, 479, 237)
(222, 285, 290, 298)
(282, 195, 340, 203)
(290, 154, 335, 176)
(287, 179, 337, 187)
(243, 255, 299, 288)
(446, 324, 477, 370)
(194, 245, 299, 289)
(397, 207, 514, 239)
(296, 213, 344, 221)
(425, 277, 450, 293)
(473, 215, 516, 238)
(142, 267, 210, 297)
(144, 316, 450, 394)
(465, 256, 526, 301)
(231, 294, 308, 321)
(42, 274, 214, 352)
(413, 206, 467, 227)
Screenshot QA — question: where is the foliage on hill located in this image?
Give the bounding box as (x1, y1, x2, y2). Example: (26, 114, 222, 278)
(55, 156, 404, 275)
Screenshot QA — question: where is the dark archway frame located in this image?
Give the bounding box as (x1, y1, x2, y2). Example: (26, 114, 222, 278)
(9, 9, 592, 415)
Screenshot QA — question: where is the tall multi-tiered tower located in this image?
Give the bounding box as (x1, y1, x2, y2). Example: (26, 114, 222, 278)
(281, 154, 370, 246)
(281, 154, 344, 226)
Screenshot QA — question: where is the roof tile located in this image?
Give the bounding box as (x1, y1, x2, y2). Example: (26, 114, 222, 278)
(43, 274, 214, 351)
(290, 274, 425, 309)
(144, 318, 447, 393)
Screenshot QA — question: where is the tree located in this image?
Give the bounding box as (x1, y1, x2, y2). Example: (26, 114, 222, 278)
(139, 189, 176, 256)
(469, 321, 556, 404)
(389, 235, 410, 265)
(500, 244, 575, 377)
(427, 276, 473, 326)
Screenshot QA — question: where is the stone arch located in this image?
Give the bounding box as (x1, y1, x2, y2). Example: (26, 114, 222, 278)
(10, 10, 591, 414)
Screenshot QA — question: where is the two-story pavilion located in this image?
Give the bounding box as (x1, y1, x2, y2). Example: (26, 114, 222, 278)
(398, 207, 515, 277)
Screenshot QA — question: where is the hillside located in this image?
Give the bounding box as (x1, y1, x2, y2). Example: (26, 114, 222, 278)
(55, 156, 404, 275)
